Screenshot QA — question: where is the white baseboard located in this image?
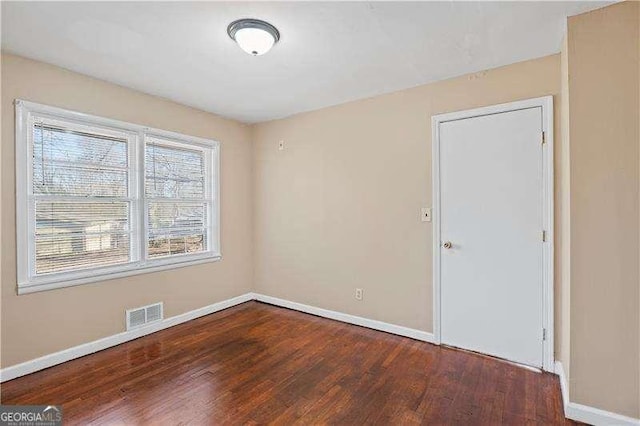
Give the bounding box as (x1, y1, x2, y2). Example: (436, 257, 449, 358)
(554, 361, 570, 413)
(555, 361, 640, 426)
(251, 293, 436, 343)
(0, 292, 254, 383)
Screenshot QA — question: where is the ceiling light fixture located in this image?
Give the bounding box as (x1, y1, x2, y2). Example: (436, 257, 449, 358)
(227, 18, 280, 56)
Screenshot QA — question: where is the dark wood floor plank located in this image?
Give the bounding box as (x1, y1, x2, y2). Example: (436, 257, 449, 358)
(1, 301, 576, 425)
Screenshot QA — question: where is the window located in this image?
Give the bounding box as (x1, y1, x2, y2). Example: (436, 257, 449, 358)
(144, 137, 213, 259)
(16, 100, 220, 294)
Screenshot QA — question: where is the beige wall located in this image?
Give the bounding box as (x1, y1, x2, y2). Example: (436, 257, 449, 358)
(566, 1, 640, 418)
(252, 55, 561, 334)
(0, 54, 254, 368)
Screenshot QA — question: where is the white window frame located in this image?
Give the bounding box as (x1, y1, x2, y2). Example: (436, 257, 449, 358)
(15, 100, 221, 295)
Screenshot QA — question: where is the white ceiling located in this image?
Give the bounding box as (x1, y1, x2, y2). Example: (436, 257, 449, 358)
(2, 1, 609, 123)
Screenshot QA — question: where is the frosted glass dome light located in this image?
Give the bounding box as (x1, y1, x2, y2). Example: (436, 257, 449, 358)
(228, 19, 280, 56)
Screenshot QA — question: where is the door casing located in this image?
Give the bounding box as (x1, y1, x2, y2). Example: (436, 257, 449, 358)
(431, 96, 554, 372)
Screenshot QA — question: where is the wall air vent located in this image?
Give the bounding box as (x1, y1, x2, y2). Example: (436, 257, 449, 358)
(126, 302, 164, 331)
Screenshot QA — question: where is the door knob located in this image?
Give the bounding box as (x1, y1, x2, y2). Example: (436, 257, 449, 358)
(443, 241, 452, 249)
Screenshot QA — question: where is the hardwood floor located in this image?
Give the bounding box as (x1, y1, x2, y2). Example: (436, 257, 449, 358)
(1, 301, 575, 425)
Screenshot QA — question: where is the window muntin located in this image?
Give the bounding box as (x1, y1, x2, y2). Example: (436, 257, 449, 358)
(16, 100, 220, 293)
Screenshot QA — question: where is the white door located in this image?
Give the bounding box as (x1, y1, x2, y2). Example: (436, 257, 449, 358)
(439, 107, 544, 368)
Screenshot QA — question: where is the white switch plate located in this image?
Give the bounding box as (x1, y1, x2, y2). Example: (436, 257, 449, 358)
(421, 207, 432, 222)
(278, 140, 284, 151)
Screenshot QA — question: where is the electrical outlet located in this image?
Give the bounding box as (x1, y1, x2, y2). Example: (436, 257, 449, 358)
(278, 140, 284, 151)
(355, 288, 363, 301)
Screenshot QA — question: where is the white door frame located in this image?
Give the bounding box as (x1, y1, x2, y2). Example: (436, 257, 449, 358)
(431, 96, 554, 372)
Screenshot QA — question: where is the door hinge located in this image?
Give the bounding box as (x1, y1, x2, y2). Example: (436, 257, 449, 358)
(542, 131, 546, 145)
(543, 328, 547, 341)
(542, 230, 547, 242)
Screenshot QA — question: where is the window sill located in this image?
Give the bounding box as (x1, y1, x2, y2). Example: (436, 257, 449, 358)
(17, 254, 222, 295)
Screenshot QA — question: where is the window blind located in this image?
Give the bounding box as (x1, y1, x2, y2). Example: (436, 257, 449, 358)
(32, 123, 132, 274)
(35, 201, 130, 274)
(145, 138, 210, 259)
